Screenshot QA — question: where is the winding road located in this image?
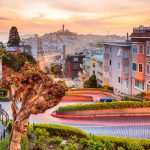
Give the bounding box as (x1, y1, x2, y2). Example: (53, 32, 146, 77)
(0, 91, 150, 139)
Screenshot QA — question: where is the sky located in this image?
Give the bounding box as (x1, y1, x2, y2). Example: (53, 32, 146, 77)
(0, 0, 150, 41)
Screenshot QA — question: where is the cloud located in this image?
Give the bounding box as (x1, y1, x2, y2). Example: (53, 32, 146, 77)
(0, 17, 12, 20)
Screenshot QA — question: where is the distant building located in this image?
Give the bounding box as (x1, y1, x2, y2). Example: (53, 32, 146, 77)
(65, 54, 85, 78)
(6, 46, 23, 54)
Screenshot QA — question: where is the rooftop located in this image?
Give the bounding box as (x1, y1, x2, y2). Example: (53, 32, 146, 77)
(131, 26, 150, 38)
(103, 42, 131, 47)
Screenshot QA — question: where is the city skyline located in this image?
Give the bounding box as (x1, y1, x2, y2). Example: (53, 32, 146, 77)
(0, 0, 150, 42)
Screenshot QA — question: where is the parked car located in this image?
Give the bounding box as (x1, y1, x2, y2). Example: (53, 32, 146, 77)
(99, 97, 116, 102)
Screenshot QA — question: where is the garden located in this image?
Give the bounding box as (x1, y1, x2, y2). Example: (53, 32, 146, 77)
(1, 123, 150, 150)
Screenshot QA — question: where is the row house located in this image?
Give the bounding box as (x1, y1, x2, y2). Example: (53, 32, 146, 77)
(103, 26, 150, 96)
(103, 42, 131, 95)
(130, 26, 150, 94)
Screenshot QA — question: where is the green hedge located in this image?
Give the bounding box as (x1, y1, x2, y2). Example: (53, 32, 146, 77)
(123, 96, 144, 102)
(70, 88, 113, 93)
(56, 101, 150, 113)
(34, 124, 87, 138)
(96, 135, 150, 150)
(66, 94, 92, 98)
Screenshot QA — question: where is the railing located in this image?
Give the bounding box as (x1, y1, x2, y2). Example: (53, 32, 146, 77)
(0, 104, 10, 129)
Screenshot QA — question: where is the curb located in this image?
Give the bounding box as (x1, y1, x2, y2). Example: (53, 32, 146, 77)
(51, 112, 150, 119)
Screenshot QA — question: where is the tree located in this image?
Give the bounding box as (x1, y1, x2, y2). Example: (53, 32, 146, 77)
(50, 64, 62, 76)
(84, 75, 97, 88)
(1, 64, 67, 150)
(2, 51, 37, 72)
(7, 26, 20, 46)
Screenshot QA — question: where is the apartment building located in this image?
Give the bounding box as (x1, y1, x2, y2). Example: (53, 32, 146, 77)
(130, 26, 150, 94)
(103, 42, 131, 95)
(103, 26, 150, 95)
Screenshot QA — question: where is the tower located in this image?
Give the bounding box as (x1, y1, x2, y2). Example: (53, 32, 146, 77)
(62, 24, 65, 32)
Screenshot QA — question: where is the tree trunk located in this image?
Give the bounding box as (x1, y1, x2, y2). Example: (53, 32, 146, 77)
(9, 119, 29, 150)
(9, 128, 22, 150)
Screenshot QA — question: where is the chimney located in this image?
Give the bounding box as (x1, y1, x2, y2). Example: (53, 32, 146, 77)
(126, 32, 130, 42)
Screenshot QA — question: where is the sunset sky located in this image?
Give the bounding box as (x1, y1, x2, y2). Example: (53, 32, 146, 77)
(0, 0, 150, 41)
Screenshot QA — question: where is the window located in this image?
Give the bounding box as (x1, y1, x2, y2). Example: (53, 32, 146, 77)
(118, 77, 121, 83)
(109, 60, 111, 66)
(73, 63, 80, 69)
(135, 80, 144, 90)
(138, 64, 143, 72)
(109, 47, 112, 53)
(139, 45, 144, 53)
(118, 62, 120, 69)
(73, 57, 78, 61)
(124, 50, 129, 58)
(132, 45, 138, 53)
(147, 43, 150, 56)
(117, 49, 122, 56)
(132, 62, 137, 71)
(147, 62, 150, 75)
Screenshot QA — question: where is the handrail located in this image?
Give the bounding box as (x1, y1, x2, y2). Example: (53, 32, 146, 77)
(0, 106, 10, 129)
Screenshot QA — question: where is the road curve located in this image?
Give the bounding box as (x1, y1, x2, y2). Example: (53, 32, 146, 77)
(0, 91, 150, 139)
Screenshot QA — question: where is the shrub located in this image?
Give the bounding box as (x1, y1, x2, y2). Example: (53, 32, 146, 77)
(96, 135, 150, 150)
(108, 86, 114, 92)
(84, 75, 97, 88)
(34, 124, 87, 138)
(0, 88, 7, 96)
(126, 140, 144, 150)
(33, 128, 50, 149)
(123, 96, 143, 102)
(48, 136, 63, 145)
(21, 135, 28, 150)
(0, 136, 10, 150)
(56, 101, 150, 113)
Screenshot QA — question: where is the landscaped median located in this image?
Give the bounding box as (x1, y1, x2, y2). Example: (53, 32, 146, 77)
(52, 101, 150, 118)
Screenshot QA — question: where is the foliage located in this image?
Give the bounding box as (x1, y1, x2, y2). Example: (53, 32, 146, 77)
(126, 140, 144, 150)
(48, 136, 63, 145)
(0, 136, 28, 150)
(123, 96, 143, 102)
(0, 88, 7, 96)
(103, 82, 109, 90)
(50, 64, 62, 76)
(1, 64, 66, 149)
(21, 135, 29, 150)
(107, 86, 114, 92)
(0, 136, 10, 150)
(33, 128, 50, 149)
(84, 75, 97, 88)
(70, 88, 113, 93)
(7, 26, 20, 46)
(2, 51, 37, 71)
(96, 135, 150, 150)
(56, 101, 150, 112)
(2, 123, 150, 150)
(34, 124, 87, 138)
